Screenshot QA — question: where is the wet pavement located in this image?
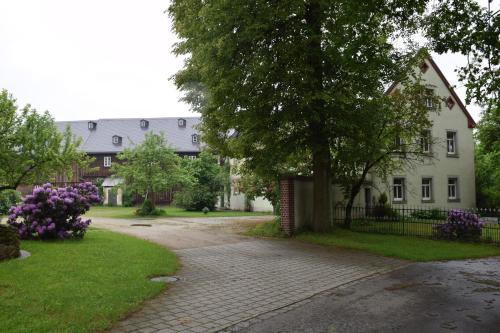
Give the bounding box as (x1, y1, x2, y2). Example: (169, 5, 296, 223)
(233, 257, 500, 333)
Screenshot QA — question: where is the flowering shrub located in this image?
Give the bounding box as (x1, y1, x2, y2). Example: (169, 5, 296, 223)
(434, 209, 484, 241)
(7, 182, 101, 240)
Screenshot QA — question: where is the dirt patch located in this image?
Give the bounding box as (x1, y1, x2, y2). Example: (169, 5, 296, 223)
(384, 282, 421, 291)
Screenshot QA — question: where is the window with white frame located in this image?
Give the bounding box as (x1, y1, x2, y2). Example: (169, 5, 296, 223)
(425, 89, 435, 109)
(393, 178, 405, 202)
(421, 178, 432, 201)
(104, 156, 112, 168)
(192, 134, 199, 143)
(448, 178, 458, 200)
(446, 131, 457, 155)
(420, 130, 431, 153)
(188, 155, 197, 160)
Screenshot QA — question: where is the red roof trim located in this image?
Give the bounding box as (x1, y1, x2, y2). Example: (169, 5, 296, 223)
(385, 57, 476, 128)
(427, 57, 476, 128)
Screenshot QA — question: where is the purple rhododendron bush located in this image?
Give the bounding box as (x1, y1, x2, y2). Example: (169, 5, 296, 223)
(7, 182, 101, 240)
(434, 209, 484, 241)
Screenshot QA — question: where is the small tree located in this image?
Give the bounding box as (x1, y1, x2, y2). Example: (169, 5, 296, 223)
(332, 69, 441, 228)
(238, 168, 280, 214)
(175, 151, 223, 211)
(112, 133, 189, 215)
(0, 89, 94, 192)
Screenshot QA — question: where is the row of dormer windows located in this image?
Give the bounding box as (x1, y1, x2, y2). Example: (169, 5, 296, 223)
(87, 118, 188, 131)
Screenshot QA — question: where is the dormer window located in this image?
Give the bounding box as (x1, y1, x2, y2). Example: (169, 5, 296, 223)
(140, 119, 149, 129)
(425, 89, 435, 110)
(112, 135, 122, 145)
(178, 118, 186, 128)
(419, 61, 429, 73)
(88, 121, 97, 130)
(191, 134, 199, 143)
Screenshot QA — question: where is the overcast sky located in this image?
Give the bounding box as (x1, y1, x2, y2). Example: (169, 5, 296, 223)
(0, 0, 485, 122)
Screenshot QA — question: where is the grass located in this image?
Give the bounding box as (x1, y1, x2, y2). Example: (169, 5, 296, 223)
(247, 220, 500, 261)
(348, 218, 500, 243)
(84, 205, 273, 219)
(245, 217, 285, 237)
(0, 229, 178, 333)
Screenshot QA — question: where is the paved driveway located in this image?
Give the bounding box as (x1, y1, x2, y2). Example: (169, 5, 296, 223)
(92, 216, 405, 333)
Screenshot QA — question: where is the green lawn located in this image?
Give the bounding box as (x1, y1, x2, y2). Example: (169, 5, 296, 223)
(247, 220, 500, 261)
(0, 229, 178, 333)
(85, 205, 273, 219)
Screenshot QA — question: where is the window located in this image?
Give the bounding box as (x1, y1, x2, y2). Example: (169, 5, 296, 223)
(104, 156, 112, 168)
(446, 131, 457, 155)
(420, 130, 431, 153)
(448, 178, 458, 200)
(425, 89, 434, 109)
(140, 119, 149, 129)
(88, 121, 97, 130)
(192, 134, 199, 143)
(188, 155, 197, 160)
(178, 118, 186, 127)
(421, 178, 432, 201)
(393, 178, 405, 202)
(112, 136, 122, 145)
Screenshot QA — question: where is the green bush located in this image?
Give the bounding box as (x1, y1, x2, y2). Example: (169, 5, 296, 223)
(410, 209, 446, 220)
(0, 190, 21, 215)
(174, 151, 223, 211)
(0, 225, 20, 261)
(136, 198, 163, 216)
(122, 188, 135, 207)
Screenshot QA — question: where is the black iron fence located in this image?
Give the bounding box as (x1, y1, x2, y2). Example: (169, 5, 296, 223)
(332, 206, 500, 244)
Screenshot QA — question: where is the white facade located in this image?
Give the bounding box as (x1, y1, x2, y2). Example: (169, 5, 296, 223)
(341, 57, 477, 209)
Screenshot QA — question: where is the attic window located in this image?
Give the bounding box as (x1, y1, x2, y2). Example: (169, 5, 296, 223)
(446, 97, 455, 109)
(191, 134, 199, 143)
(88, 121, 97, 130)
(112, 135, 122, 145)
(419, 62, 429, 73)
(140, 119, 149, 129)
(178, 118, 186, 127)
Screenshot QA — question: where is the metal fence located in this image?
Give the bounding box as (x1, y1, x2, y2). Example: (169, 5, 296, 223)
(332, 206, 500, 244)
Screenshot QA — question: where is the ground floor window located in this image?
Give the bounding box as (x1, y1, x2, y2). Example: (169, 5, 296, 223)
(393, 178, 405, 202)
(448, 177, 458, 200)
(422, 178, 432, 201)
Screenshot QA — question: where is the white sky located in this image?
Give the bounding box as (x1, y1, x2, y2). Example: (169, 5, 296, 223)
(0, 0, 484, 122)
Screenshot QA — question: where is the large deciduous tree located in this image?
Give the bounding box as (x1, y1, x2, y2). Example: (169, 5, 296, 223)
(0, 89, 92, 192)
(169, 0, 431, 231)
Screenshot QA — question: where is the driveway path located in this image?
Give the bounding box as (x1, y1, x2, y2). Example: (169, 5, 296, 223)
(233, 257, 500, 333)
(91, 216, 405, 333)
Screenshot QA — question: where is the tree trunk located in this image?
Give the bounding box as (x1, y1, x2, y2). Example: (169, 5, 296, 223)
(344, 195, 355, 229)
(312, 147, 332, 232)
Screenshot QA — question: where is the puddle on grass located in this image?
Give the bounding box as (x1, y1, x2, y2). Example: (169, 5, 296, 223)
(130, 223, 152, 227)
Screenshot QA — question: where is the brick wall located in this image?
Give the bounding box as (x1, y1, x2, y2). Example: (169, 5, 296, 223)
(280, 178, 295, 236)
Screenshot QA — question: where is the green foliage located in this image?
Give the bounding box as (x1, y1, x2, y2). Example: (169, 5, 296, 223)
(475, 104, 500, 207)
(410, 209, 446, 220)
(174, 151, 223, 211)
(122, 187, 136, 207)
(425, 0, 499, 106)
(0, 225, 20, 261)
(169, 0, 435, 230)
(0, 89, 94, 191)
(112, 132, 191, 214)
(136, 199, 163, 216)
(238, 166, 280, 210)
(0, 189, 21, 214)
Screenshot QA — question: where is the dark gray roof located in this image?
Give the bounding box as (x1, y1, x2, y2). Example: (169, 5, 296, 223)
(56, 117, 201, 154)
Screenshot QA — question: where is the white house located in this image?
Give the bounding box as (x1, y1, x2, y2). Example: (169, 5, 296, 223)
(335, 56, 476, 209)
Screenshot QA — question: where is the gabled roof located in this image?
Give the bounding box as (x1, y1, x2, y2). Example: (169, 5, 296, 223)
(56, 117, 201, 153)
(385, 56, 476, 128)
